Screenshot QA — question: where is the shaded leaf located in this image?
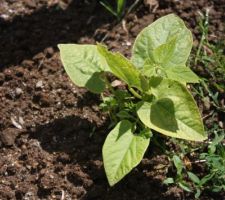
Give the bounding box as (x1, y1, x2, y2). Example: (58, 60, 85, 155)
(137, 78, 206, 141)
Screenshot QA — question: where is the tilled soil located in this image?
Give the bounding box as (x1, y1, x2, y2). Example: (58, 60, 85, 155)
(0, 0, 224, 199)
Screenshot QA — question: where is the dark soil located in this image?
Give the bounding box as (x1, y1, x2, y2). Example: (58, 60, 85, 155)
(0, 0, 224, 199)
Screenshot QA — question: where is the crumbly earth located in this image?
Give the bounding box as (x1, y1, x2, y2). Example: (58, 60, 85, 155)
(0, 0, 224, 199)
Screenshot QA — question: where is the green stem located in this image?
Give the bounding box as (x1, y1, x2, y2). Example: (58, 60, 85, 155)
(129, 87, 142, 99)
(126, 0, 141, 16)
(102, 73, 115, 94)
(194, 34, 205, 65)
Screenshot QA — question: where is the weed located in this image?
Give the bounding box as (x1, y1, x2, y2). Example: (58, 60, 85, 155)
(164, 11, 225, 197)
(100, 0, 141, 21)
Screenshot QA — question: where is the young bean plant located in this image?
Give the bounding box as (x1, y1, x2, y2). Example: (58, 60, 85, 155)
(58, 14, 207, 186)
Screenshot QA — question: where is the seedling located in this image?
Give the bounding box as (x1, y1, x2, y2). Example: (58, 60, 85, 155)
(100, 0, 140, 21)
(100, 0, 126, 20)
(164, 155, 192, 193)
(164, 126, 225, 198)
(58, 14, 207, 186)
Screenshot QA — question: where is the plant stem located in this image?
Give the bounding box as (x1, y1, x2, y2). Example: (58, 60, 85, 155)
(129, 87, 142, 99)
(195, 10, 209, 65)
(102, 73, 115, 94)
(194, 34, 205, 65)
(126, 0, 141, 16)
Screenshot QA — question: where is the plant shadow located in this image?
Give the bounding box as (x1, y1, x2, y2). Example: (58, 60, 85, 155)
(151, 98, 178, 132)
(28, 114, 171, 200)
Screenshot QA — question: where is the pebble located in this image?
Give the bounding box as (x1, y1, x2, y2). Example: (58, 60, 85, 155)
(0, 14, 10, 20)
(15, 87, 23, 96)
(33, 52, 45, 61)
(4, 69, 13, 81)
(15, 67, 24, 77)
(0, 128, 19, 146)
(44, 47, 54, 57)
(24, 0, 36, 8)
(36, 80, 43, 88)
(21, 60, 34, 68)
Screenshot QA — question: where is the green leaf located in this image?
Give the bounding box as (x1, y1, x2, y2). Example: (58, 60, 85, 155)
(97, 43, 142, 91)
(137, 78, 206, 141)
(141, 58, 156, 77)
(173, 155, 183, 175)
(163, 66, 200, 84)
(152, 37, 177, 65)
(188, 172, 201, 184)
(178, 181, 192, 192)
(163, 177, 174, 184)
(132, 14, 192, 68)
(100, 1, 117, 17)
(199, 173, 214, 186)
(58, 44, 109, 93)
(116, 110, 134, 120)
(117, 0, 126, 18)
(102, 120, 150, 186)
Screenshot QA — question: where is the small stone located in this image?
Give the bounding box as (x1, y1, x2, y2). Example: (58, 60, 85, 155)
(44, 47, 54, 57)
(33, 52, 45, 61)
(21, 60, 34, 68)
(24, 0, 36, 8)
(219, 121, 224, 129)
(57, 153, 70, 164)
(15, 67, 24, 77)
(36, 80, 43, 88)
(4, 69, 13, 81)
(126, 41, 132, 46)
(11, 116, 23, 129)
(15, 88, 23, 96)
(0, 128, 19, 146)
(19, 117, 24, 125)
(33, 93, 54, 107)
(130, 25, 140, 36)
(0, 14, 10, 20)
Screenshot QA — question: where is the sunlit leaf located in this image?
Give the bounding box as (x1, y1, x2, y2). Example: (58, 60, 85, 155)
(97, 44, 142, 91)
(103, 120, 150, 186)
(58, 44, 109, 93)
(132, 14, 192, 69)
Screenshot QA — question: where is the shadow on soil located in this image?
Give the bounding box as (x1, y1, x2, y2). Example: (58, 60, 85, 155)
(29, 115, 173, 200)
(0, 1, 112, 68)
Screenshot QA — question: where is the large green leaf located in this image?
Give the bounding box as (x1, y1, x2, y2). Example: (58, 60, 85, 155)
(103, 120, 150, 186)
(152, 37, 177, 65)
(97, 44, 142, 91)
(137, 78, 206, 141)
(131, 14, 192, 69)
(58, 44, 109, 93)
